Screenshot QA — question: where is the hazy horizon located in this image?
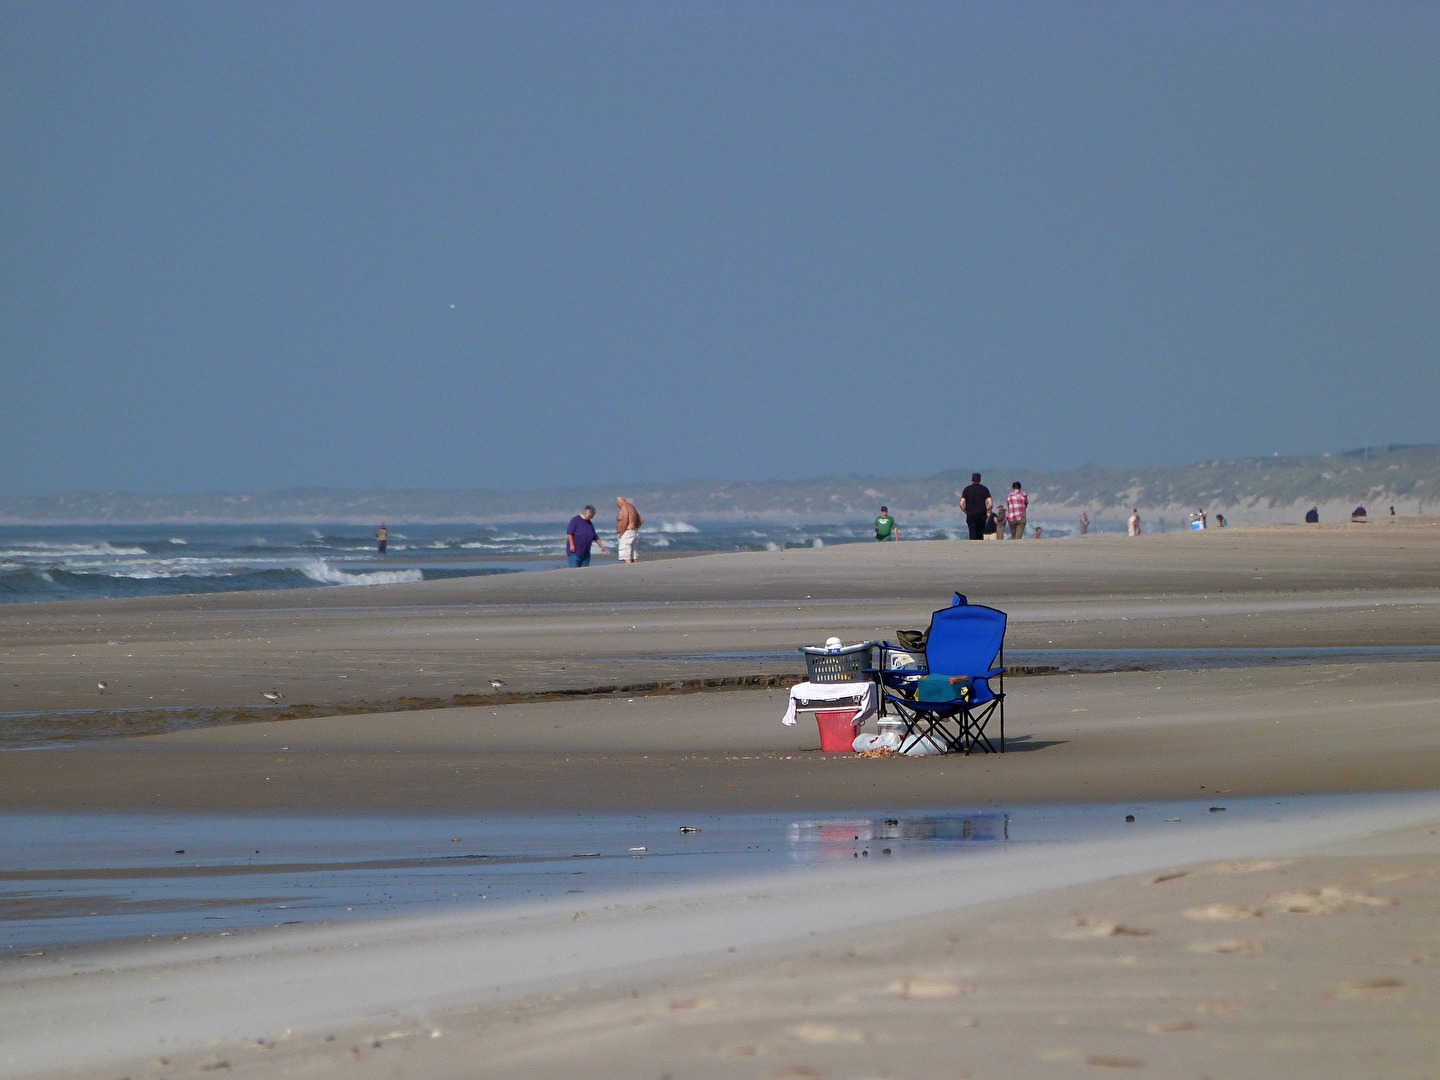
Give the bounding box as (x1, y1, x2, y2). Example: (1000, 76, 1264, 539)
(3, 441, 1432, 528)
(1, 439, 1431, 501)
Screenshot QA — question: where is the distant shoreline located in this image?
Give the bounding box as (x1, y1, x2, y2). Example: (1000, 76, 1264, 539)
(1, 510, 1431, 527)
(1, 443, 1434, 525)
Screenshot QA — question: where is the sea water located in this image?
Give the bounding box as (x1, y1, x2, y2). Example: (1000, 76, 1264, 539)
(1, 517, 1137, 605)
(3, 792, 1431, 955)
(0, 521, 949, 604)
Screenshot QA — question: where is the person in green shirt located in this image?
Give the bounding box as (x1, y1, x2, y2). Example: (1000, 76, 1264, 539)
(874, 506, 899, 541)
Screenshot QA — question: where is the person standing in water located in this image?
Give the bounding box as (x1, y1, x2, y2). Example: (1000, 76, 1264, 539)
(376, 523, 388, 554)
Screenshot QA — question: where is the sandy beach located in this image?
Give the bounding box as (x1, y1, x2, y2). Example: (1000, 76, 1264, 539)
(3, 521, 1439, 1078)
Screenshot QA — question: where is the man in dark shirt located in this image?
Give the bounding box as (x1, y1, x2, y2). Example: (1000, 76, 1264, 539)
(959, 473, 993, 541)
(566, 505, 607, 567)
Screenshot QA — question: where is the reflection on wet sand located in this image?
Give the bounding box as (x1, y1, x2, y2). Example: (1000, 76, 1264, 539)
(9, 795, 1416, 956)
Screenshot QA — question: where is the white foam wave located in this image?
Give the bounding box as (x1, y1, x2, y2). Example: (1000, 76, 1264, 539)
(657, 520, 699, 534)
(67, 557, 255, 580)
(461, 540, 553, 554)
(299, 560, 423, 587)
(168, 538, 188, 545)
(0, 541, 148, 558)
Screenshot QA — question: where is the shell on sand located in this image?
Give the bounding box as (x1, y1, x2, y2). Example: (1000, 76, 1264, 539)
(885, 978, 963, 999)
(1268, 886, 1394, 914)
(1187, 938, 1262, 954)
(1053, 918, 1153, 939)
(1184, 903, 1263, 921)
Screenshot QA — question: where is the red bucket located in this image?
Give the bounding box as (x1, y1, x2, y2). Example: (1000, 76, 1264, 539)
(815, 708, 861, 753)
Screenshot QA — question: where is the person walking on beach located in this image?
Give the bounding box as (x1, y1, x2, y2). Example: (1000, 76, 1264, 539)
(959, 474, 993, 541)
(616, 496, 644, 563)
(874, 506, 899, 541)
(1128, 508, 1142, 536)
(376, 523, 388, 554)
(1005, 481, 1029, 539)
(566, 505, 607, 567)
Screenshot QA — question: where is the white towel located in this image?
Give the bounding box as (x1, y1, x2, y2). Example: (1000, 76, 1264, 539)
(782, 680, 878, 727)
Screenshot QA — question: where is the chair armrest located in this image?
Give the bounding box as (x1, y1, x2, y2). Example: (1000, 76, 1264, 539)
(877, 642, 928, 676)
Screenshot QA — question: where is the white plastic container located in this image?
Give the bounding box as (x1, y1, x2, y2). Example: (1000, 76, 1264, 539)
(876, 718, 907, 745)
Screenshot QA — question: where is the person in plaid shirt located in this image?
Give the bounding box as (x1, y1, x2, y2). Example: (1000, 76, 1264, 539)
(1005, 482, 1029, 539)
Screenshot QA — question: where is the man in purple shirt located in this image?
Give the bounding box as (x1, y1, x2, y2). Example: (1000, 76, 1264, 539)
(566, 506, 607, 567)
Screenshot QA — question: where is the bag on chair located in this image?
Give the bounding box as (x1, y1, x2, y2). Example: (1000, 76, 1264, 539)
(916, 674, 969, 702)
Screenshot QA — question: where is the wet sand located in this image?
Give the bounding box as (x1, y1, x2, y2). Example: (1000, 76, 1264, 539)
(2, 520, 1439, 1077)
(5, 660, 1440, 814)
(4, 520, 1439, 723)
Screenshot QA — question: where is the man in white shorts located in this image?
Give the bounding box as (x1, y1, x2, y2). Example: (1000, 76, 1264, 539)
(616, 496, 644, 563)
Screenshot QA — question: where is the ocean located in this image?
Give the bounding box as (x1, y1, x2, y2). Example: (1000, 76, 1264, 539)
(0, 519, 988, 605)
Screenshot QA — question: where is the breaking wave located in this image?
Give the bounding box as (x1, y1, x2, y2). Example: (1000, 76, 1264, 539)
(298, 560, 423, 586)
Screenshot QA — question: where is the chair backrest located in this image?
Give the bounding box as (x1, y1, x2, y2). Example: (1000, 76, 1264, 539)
(924, 600, 1006, 683)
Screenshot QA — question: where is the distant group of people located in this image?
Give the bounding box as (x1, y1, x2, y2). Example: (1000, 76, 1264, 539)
(369, 484, 1329, 567)
(566, 497, 644, 567)
(876, 479, 1174, 541)
(955, 473, 1032, 540)
(1306, 505, 1398, 524)
(871, 496, 1242, 540)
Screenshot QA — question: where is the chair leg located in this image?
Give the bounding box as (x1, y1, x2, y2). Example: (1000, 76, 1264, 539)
(957, 700, 999, 754)
(883, 696, 1002, 755)
(886, 699, 951, 754)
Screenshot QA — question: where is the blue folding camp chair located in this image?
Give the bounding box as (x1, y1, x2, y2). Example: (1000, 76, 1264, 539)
(878, 593, 1006, 753)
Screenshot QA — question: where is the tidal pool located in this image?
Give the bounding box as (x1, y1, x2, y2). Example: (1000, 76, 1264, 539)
(3, 791, 1426, 955)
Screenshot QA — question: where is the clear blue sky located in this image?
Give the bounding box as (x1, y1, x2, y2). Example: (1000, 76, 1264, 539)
(4, 2, 1437, 496)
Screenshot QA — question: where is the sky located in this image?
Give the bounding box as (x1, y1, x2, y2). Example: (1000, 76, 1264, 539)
(3, 2, 1437, 496)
